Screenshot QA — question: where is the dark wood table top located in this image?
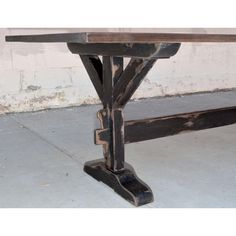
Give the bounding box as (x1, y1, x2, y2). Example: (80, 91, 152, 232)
(5, 32, 236, 44)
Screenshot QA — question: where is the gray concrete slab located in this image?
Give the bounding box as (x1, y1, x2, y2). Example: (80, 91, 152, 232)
(1, 90, 236, 207)
(126, 125, 236, 207)
(0, 126, 137, 207)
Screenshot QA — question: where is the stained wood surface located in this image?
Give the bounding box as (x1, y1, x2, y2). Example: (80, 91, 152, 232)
(6, 32, 236, 43)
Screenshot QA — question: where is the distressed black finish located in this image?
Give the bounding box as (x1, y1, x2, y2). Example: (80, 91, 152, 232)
(95, 106, 236, 144)
(113, 57, 123, 85)
(6, 31, 236, 207)
(80, 55, 103, 102)
(113, 58, 157, 108)
(84, 159, 153, 206)
(78, 43, 177, 204)
(101, 56, 125, 171)
(68, 43, 180, 58)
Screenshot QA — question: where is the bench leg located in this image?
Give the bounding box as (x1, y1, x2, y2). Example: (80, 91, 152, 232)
(81, 55, 156, 206)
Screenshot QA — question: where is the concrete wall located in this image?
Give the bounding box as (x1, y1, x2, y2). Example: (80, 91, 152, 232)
(1, 28, 236, 114)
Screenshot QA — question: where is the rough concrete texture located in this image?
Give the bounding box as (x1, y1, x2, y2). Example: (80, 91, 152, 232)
(0, 91, 236, 208)
(1, 28, 236, 113)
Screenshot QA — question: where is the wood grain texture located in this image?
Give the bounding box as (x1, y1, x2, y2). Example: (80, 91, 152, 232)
(6, 32, 236, 43)
(6, 33, 88, 43)
(88, 32, 236, 43)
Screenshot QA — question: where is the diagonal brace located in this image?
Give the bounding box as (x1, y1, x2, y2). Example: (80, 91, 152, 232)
(113, 58, 157, 108)
(80, 55, 104, 102)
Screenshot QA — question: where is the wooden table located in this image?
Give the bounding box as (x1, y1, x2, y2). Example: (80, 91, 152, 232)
(6, 32, 236, 206)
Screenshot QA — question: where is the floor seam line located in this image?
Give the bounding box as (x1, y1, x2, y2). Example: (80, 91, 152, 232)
(10, 116, 85, 166)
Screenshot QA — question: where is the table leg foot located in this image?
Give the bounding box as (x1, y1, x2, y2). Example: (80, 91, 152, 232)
(84, 159, 153, 206)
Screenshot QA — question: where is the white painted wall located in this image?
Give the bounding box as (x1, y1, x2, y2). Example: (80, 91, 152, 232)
(0, 28, 236, 114)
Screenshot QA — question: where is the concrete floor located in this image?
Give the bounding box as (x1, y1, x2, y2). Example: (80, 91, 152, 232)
(0, 91, 236, 208)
